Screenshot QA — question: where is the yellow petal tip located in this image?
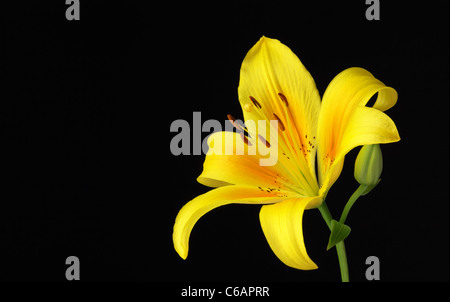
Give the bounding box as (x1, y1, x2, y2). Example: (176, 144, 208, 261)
(173, 237, 189, 260)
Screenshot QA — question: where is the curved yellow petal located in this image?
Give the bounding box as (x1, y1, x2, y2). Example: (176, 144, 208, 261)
(173, 185, 297, 260)
(198, 131, 276, 187)
(317, 67, 400, 193)
(259, 197, 322, 270)
(237, 37, 321, 192)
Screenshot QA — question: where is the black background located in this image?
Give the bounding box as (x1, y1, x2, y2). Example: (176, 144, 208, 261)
(0, 0, 448, 285)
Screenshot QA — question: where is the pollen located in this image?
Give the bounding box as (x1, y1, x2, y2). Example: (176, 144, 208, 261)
(249, 96, 262, 109)
(227, 114, 244, 132)
(258, 134, 271, 148)
(227, 114, 237, 123)
(272, 113, 285, 131)
(240, 132, 252, 146)
(278, 93, 289, 107)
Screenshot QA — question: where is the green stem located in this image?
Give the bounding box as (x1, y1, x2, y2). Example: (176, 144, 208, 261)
(318, 202, 349, 282)
(339, 184, 368, 224)
(335, 242, 349, 282)
(318, 202, 333, 229)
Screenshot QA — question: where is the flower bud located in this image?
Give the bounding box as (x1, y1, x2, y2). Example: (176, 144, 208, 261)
(354, 144, 383, 186)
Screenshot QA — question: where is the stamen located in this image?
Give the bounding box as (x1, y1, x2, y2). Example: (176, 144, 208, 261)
(249, 96, 262, 109)
(258, 134, 271, 148)
(272, 113, 285, 131)
(278, 93, 289, 107)
(240, 132, 252, 146)
(227, 114, 236, 122)
(227, 114, 244, 132)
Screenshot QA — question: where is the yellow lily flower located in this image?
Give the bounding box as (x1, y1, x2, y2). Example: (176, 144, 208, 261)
(173, 37, 400, 270)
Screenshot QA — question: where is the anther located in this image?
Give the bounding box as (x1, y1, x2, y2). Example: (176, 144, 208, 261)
(227, 114, 236, 122)
(249, 96, 262, 109)
(258, 134, 271, 148)
(278, 93, 289, 107)
(272, 113, 285, 131)
(227, 114, 244, 132)
(240, 132, 252, 146)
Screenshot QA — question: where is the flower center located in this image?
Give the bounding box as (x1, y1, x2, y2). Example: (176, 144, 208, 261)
(239, 93, 320, 197)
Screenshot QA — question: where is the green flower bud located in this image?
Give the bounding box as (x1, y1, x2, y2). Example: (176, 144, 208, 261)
(354, 144, 383, 186)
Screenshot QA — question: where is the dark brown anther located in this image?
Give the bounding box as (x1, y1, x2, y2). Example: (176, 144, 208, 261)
(227, 114, 244, 132)
(249, 96, 262, 109)
(272, 113, 285, 131)
(258, 134, 271, 148)
(240, 132, 252, 146)
(278, 93, 289, 107)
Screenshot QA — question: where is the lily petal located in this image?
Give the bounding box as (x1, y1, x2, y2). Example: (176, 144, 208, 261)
(237, 36, 321, 194)
(317, 67, 400, 193)
(259, 197, 322, 270)
(173, 185, 297, 260)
